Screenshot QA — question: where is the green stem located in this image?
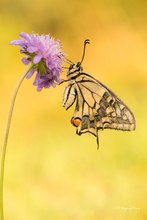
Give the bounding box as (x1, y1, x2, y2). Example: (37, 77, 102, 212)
(0, 65, 33, 220)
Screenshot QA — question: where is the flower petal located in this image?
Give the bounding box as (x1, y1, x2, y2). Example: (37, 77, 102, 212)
(10, 40, 25, 46)
(26, 69, 36, 79)
(22, 58, 30, 65)
(20, 32, 31, 41)
(27, 46, 38, 53)
(37, 87, 43, 92)
(33, 54, 42, 64)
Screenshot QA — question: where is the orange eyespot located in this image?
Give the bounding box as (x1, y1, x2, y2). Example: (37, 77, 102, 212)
(71, 117, 81, 127)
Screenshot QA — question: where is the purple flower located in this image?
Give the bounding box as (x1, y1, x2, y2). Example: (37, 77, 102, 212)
(10, 32, 64, 91)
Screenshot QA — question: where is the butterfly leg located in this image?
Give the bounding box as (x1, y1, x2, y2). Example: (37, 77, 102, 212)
(57, 79, 71, 85)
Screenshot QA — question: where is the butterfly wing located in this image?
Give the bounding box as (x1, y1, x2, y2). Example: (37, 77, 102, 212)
(62, 73, 136, 147)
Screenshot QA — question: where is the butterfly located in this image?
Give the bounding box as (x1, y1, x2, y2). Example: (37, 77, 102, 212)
(61, 39, 136, 148)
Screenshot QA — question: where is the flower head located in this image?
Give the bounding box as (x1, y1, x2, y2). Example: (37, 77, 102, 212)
(10, 32, 64, 91)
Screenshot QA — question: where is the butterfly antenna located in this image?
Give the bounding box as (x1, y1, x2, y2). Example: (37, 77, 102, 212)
(80, 39, 90, 64)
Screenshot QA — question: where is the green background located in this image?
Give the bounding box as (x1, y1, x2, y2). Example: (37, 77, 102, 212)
(0, 0, 147, 219)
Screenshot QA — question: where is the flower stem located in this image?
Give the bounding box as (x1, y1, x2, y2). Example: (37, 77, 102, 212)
(0, 65, 33, 220)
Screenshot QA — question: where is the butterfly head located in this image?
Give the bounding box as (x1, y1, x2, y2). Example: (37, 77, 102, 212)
(67, 62, 83, 78)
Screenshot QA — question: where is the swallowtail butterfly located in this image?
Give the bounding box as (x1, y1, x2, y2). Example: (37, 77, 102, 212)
(61, 40, 136, 148)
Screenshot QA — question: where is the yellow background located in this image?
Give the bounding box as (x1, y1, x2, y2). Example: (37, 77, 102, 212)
(0, 0, 147, 219)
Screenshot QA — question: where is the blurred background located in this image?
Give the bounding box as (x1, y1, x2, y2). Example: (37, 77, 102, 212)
(0, 0, 147, 219)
